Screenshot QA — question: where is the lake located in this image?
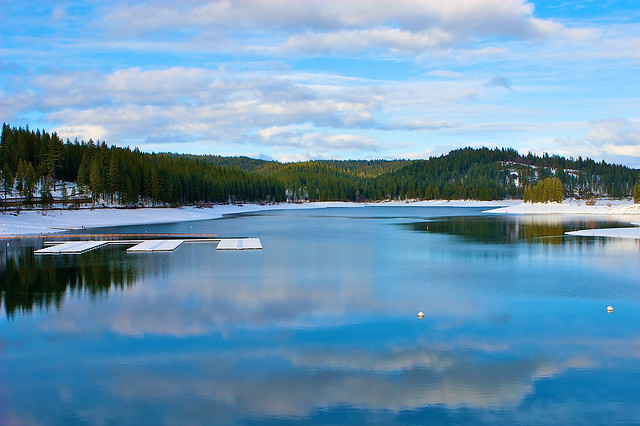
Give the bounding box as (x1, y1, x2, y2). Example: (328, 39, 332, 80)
(1, 206, 640, 425)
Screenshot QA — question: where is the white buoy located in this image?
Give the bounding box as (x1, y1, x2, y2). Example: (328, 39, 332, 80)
(417, 311, 424, 319)
(607, 305, 613, 313)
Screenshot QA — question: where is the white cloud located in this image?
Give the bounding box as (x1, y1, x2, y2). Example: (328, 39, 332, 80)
(30, 67, 386, 153)
(281, 27, 453, 55)
(601, 143, 640, 158)
(53, 124, 108, 142)
(382, 119, 462, 131)
(97, 0, 594, 55)
(586, 118, 640, 147)
(515, 118, 640, 167)
(427, 70, 465, 79)
(20, 63, 638, 165)
(257, 125, 381, 153)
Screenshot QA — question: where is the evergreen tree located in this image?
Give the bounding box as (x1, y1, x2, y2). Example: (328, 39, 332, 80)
(542, 178, 553, 203)
(23, 162, 36, 207)
(40, 177, 53, 210)
(77, 151, 91, 192)
(61, 181, 68, 203)
(523, 184, 532, 203)
(1, 164, 13, 202)
(552, 177, 565, 202)
(108, 150, 121, 203)
(633, 179, 640, 203)
(89, 156, 105, 202)
(14, 159, 26, 195)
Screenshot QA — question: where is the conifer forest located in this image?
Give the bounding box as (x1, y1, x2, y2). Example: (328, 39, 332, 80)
(1, 124, 639, 208)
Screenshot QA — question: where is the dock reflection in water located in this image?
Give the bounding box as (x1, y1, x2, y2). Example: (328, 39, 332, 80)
(1, 244, 143, 318)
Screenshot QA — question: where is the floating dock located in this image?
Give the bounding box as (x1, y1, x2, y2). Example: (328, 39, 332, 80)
(216, 238, 262, 250)
(33, 241, 109, 255)
(127, 239, 185, 252)
(34, 237, 261, 255)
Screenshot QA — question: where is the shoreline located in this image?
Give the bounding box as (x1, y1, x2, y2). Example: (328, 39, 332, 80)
(0, 200, 513, 237)
(486, 199, 640, 215)
(2, 199, 640, 238)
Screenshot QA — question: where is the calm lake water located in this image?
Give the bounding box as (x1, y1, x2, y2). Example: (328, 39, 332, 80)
(1, 206, 640, 425)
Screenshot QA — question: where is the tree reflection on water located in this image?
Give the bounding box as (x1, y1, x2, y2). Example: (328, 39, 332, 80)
(1, 246, 140, 318)
(408, 216, 636, 245)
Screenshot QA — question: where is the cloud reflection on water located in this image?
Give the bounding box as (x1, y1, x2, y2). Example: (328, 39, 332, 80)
(3, 209, 640, 424)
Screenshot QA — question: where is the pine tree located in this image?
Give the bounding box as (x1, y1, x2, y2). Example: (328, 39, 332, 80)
(633, 179, 640, 203)
(61, 181, 68, 203)
(552, 177, 565, 202)
(23, 162, 36, 207)
(77, 151, 91, 192)
(108, 151, 120, 204)
(1, 164, 13, 202)
(15, 159, 26, 195)
(542, 177, 554, 203)
(89, 155, 105, 203)
(523, 184, 532, 203)
(40, 177, 53, 210)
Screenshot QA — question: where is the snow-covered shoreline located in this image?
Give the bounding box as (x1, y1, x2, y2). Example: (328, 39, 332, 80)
(0, 200, 513, 236)
(486, 199, 640, 215)
(2, 199, 640, 237)
(0, 202, 350, 237)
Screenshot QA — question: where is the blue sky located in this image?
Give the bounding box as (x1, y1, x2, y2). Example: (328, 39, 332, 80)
(1, 1, 639, 166)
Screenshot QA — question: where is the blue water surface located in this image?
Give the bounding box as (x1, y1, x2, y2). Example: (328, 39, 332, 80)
(1, 206, 639, 425)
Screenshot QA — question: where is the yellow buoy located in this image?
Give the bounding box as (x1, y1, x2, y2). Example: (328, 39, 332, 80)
(607, 305, 613, 313)
(417, 311, 424, 319)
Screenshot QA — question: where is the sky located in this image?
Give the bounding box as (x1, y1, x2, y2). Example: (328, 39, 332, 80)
(1, 1, 639, 166)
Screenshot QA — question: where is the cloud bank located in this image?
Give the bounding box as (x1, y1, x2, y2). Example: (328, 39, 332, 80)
(1, 0, 638, 164)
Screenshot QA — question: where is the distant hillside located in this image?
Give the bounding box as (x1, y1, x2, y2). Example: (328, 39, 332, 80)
(180, 155, 275, 173)
(198, 147, 637, 202)
(1, 123, 638, 207)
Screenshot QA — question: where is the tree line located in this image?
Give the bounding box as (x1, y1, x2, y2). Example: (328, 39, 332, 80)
(0, 124, 285, 207)
(1, 124, 639, 207)
(217, 147, 638, 203)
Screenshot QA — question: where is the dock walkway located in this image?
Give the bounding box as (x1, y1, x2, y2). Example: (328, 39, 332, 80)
(34, 237, 261, 255)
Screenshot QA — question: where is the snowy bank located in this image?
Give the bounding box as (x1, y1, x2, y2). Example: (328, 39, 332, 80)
(0, 200, 517, 237)
(0, 202, 364, 236)
(484, 199, 640, 215)
(565, 227, 640, 239)
(7, 198, 639, 238)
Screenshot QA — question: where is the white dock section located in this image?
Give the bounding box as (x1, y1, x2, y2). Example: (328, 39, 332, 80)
(217, 238, 262, 250)
(34, 241, 109, 255)
(127, 239, 185, 252)
(34, 237, 262, 255)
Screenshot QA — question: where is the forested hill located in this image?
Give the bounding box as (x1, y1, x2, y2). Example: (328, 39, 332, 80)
(201, 147, 638, 201)
(1, 124, 638, 207)
(179, 154, 275, 173)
